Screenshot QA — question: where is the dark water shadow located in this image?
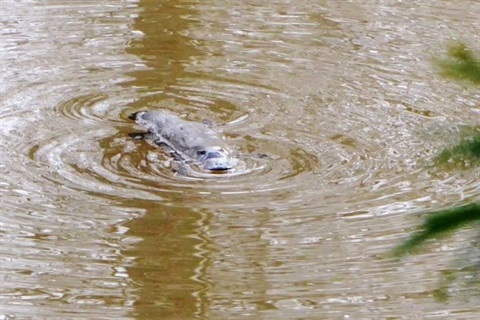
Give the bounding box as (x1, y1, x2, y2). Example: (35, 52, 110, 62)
(122, 0, 205, 111)
(123, 200, 211, 319)
(120, 1, 209, 318)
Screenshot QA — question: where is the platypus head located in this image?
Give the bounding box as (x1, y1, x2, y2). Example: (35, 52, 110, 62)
(195, 146, 233, 171)
(129, 111, 153, 126)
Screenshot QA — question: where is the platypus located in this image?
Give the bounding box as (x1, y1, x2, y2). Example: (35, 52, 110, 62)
(129, 110, 234, 171)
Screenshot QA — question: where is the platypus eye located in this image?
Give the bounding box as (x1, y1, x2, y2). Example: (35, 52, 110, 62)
(197, 150, 207, 156)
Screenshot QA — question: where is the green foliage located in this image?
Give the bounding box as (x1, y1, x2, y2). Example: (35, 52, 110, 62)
(433, 44, 480, 170)
(434, 132, 480, 169)
(435, 43, 480, 85)
(394, 44, 480, 298)
(394, 203, 480, 256)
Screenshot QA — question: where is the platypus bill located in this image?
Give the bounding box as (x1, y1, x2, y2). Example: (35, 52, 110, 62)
(129, 110, 234, 171)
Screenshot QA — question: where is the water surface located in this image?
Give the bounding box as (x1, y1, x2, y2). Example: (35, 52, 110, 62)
(1, 0, 479, 319)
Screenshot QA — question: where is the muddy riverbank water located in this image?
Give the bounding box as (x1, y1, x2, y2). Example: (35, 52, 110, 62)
(1, 1, 479, 319)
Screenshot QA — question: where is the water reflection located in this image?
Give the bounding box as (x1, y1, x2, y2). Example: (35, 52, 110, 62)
(122, 1, 208, 318)
(123, 201, 207, 319)
(124, 0, 205, 112)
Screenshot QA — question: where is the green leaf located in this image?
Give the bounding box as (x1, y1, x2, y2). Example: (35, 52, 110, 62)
(435, 43, 480, 85)
(434, 132, 480, 169)
(394, 203, 480, 256)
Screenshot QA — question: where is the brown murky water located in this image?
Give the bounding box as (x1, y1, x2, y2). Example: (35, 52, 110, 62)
(1, 0, 479, 319)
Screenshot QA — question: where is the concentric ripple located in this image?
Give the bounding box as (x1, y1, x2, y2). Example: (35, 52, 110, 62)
(4, 80, 474, 215)
(22, 106, 323, 210)
(1, 83, 324, 211)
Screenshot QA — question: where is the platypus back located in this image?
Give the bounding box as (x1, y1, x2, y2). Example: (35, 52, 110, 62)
(129, 111, 234, 171)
